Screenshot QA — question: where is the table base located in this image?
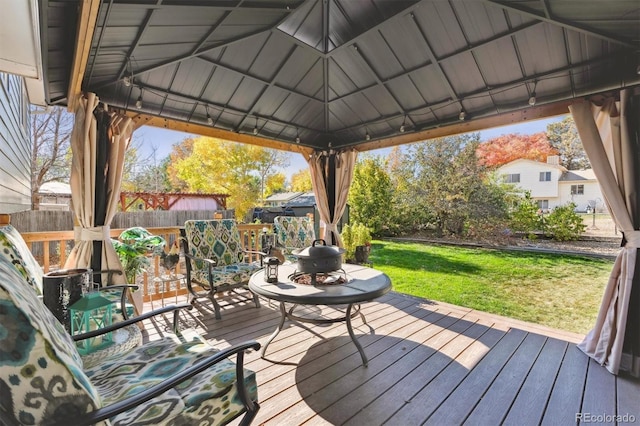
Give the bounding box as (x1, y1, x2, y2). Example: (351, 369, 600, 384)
(261, 302, 370, 366)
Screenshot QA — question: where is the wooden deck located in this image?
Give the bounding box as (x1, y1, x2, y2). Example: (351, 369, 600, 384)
(141, 291, 640, 426)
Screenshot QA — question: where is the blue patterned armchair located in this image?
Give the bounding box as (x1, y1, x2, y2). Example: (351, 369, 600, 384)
(181, 220, 265, 319)
(273, 216, 316, 261)
(0, 251, 261, 425)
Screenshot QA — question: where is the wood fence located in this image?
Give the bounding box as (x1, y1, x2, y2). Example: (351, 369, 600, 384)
(9, 210, 235, 258)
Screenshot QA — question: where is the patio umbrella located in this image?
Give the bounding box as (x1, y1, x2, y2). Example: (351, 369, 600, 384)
(308, 149, 357, 247)
(64, 92, 133, 286)
(570, 89, 640, 377)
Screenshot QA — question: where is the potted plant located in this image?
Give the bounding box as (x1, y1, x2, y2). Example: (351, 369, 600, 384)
(341, 222, 372, 264)
(112, 227, 165, 312)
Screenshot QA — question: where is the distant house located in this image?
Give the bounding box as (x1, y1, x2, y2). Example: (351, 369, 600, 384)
(264, 192, 304, 207)
(37, 182, 72, 211)
(497, 156, 603, 212)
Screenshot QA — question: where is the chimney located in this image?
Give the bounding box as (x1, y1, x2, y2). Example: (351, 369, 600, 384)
(547, 155, 559, 165)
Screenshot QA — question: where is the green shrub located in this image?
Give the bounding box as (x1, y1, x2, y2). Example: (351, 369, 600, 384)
(545, 203, 586, 241)
(510, 192, 544, 239)
(341, 222, 372, 260)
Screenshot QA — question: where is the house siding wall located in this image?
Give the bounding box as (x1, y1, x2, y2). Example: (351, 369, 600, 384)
(558, 181, 603, 212)
(498, 161, 561, 198)
(0, 72, 31, 213)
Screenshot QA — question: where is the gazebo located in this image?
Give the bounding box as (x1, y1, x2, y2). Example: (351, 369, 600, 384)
(28, 0, 640, 380)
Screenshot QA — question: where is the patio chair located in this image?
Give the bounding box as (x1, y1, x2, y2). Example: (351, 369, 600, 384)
(0, 252, 260, 426)
(0, 219, 134, 320)
(273, 215, 316, 261)
(181, 219, 265, 319)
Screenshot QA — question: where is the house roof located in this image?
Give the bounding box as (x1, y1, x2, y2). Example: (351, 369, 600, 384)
(38, 181, 72, 195)
(286, 192, 316, 206)
(265, 191, 304, 202)
(36, 0, 640, 153)
(558, 169, 597, 182)
(497, 158, 567, 172)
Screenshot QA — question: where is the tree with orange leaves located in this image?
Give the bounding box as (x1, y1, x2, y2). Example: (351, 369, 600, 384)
(476, 132, 558, 168)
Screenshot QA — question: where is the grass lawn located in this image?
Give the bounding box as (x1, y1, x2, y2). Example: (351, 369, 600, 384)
(370, 240, 614, 334)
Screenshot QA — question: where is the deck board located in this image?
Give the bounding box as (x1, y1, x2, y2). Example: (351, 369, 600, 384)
(139, 291, 640, 426)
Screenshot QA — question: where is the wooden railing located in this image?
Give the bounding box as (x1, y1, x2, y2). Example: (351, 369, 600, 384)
(20, 223, 272, 304)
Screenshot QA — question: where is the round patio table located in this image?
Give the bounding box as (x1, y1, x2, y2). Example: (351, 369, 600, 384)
(249, 263, 391, 366)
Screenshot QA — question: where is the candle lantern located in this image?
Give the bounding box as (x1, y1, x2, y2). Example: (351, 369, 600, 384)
(265, 257, 279, 283)
(69, 292, 114, 355)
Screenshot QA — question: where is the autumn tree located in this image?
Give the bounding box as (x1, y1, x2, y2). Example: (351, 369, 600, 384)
(546, 116, 590, 170)
(265, 172, 287, 197)
(30, 106, 73, 209)
(166, 137, 195, 192)
(476, 132, 557, 167)
(170, 137, 287, 219)
(290, 168, 312, 192)
(255, 149, 289, 203)
(348, 156, 394, 236)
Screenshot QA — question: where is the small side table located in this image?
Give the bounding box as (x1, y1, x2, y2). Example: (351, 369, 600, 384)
(151, 273, 186, 308)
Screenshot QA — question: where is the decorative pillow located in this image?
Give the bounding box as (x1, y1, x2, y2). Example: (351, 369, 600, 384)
(0, 224, 44, 294)
(0, 254, 105, 425)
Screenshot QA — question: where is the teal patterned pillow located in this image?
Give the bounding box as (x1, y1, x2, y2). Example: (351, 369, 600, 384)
(0, 254, 105, 425)
(0, 224, 44, 294)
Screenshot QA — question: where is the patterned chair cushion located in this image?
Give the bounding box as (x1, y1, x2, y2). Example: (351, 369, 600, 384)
(190, 262, 262, 289)
(184, 220, 261, 289)
(273, 216, 316, 258)
(0, 223, 134, 319)
(0, 224, 44, 294)
(0, 254, 104, 425)
(85, 329, 258, 425)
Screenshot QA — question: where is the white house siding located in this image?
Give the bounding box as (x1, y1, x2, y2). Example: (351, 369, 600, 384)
(558, 178, 604, 212)
(0, 72, 31, 213)
(498, 159, 563, 199)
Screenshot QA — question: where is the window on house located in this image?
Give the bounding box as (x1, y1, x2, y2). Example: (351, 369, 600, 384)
(571, 185, 584, 195)
(539, 171, 551, 181)
(537, 200, 549, 210)
(504, 173, 520, 183)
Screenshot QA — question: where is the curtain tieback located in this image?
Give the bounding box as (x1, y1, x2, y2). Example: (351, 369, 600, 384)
(74, 226, 111, 241)
(623, 230, 640, 249)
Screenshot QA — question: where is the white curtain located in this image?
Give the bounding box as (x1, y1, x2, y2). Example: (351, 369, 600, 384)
(570, 89, 640, 376)
(307, 149, 358, 247)
(65, 93, 133, 286)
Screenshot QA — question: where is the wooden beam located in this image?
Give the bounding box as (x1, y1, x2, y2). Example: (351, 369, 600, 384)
(354, 100, 574, 152)
(67, 0, 101, 111)
(125, 112, 315, 157)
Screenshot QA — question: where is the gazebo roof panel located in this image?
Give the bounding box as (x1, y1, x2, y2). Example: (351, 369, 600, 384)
(411, 66, 455, 105)
(355, 31, 405, 81)
(38, 0, 640, 151)
(386, 76, 430, 112)
(414, 2, 469, 58)
(454, 2, 512, 42)
(440, 52, 488, 97)
(272, 48, 323, 90)
(376, 15, 433, 71)
(330, 49, 379, 90)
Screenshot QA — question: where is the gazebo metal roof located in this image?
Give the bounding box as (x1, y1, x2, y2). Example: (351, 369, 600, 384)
(39, 0, 640, 153)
